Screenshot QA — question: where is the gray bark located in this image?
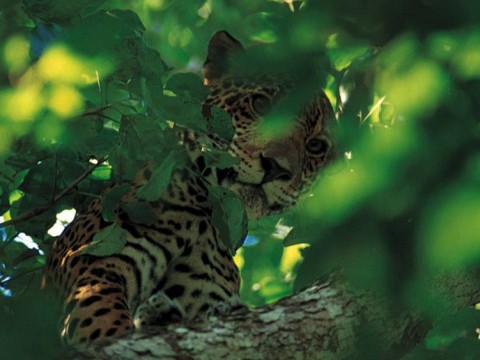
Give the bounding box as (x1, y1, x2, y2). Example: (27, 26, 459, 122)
(70, 270, 480, 360)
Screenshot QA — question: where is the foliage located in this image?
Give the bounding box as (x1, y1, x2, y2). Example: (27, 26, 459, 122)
(1, 0, 480, 358)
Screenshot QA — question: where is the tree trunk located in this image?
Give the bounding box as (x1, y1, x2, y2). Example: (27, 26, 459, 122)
(70, 270, 480, 360)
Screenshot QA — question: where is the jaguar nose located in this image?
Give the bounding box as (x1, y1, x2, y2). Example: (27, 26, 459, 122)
(260, 154, 293, 184)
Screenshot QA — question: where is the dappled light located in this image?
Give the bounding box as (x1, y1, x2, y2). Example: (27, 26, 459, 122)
(0, 84, 43, 122)
(37, 46, 110, 85)
(377, 36, 449, 119)
(3, 35, 30, 76)
(48, 84, 84, 117)
(421, 183, 480, 269)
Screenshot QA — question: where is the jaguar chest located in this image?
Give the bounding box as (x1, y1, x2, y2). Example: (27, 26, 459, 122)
(122, 220, 239, 317)
(109, 169, 240, 317)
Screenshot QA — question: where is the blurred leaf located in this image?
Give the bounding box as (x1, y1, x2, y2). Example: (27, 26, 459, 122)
(420, 308, 480, 356)
(377, 35, 449, 119)
(450, 30, 480, 79)
(420, 181, 480, 269)
(327, 34, 372, 71)
(37, 45, 113, 86)
(0, 290, 63, 359)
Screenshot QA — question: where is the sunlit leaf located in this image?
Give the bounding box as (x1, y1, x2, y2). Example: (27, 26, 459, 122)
(90, 165, 112, 181)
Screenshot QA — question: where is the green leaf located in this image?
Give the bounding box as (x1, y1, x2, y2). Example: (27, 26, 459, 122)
(207, 184, 248, 254)
(108, 145, 142, 182)
(62, 118, 97, 156)
(102, 184, 131, 222)
(0, 183, 9, 214)
(326, 33, 371, 71)
(209, 106, 235, 141)
(119, 114, 168, 161)
(64, 10, 145, 57)
(203, 149, 240, 170)
(13, 169, 29, 188)
(84, 131, 118, 158)
(82, 224, 127, 257)
(283, 226, 313, 247)
(9, 196, 60, 238)
(165, 73, 209, 100)
(115, 37, 168, 104)
(158, 95, 207, 133)
(136, 151, 181, 201)
(56, 158, 87, 185)
(0, 290, 63, 359)
(23, 0, 106, 23)
(18, 159, 56, 201)
(121, 202, 157, 226)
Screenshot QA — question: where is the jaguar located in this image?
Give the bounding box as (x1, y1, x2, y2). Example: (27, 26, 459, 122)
(44, 30, 335, 345)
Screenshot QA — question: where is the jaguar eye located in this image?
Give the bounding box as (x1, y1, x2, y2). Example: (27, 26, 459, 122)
(306, 137, 328, 156)
(252, 95, 271, 115)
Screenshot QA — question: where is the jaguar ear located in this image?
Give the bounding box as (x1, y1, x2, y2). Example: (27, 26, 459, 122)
(203, 31, 244, 85)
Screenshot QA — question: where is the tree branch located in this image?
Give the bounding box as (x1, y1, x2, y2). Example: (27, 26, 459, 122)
(69, 270, 480, 360)
(0, 157, 106, 229)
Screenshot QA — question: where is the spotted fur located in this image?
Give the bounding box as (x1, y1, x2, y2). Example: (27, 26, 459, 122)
(44, 31, 335, 345)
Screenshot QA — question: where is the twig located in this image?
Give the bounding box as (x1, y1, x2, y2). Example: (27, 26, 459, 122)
(81, 105, 111, 117)
(0, 157, 106, 229)
(0, 266, 44, 284)
(76, 191, 102, 199)
(334, 68, 346, 115)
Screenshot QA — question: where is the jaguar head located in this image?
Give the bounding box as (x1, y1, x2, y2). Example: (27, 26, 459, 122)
(203, 31, 335, 219)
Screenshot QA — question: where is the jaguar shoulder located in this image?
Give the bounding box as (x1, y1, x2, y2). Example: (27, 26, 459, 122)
(44, 30, 335, 344)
